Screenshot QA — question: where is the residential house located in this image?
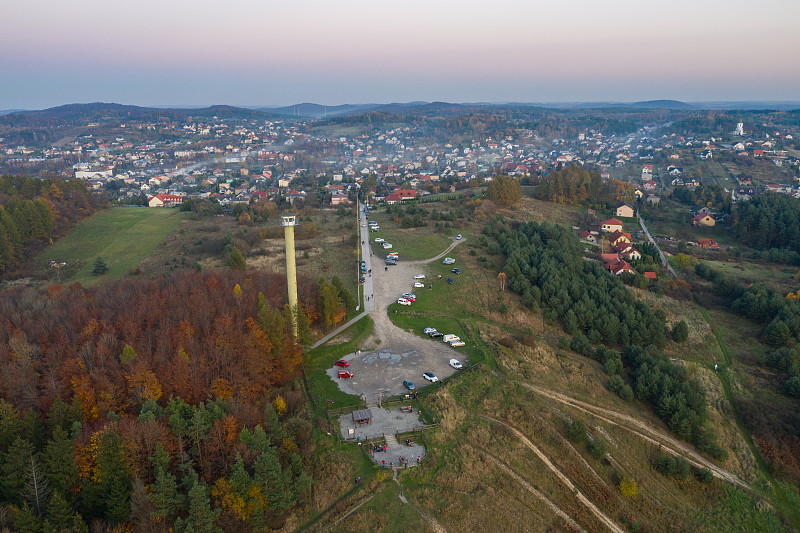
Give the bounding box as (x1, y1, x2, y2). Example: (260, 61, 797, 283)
(600, 218, 624, 232)
(331, 193, 351, 206)
(579, 231, 598, 245)
(691, 213, 716, 227)
(615, 203, 634, 218)
(697, 238, 719, 249)
(642, 180, 657, 191)
(608, 230, 632, 247)
(148, 194, 183, 208)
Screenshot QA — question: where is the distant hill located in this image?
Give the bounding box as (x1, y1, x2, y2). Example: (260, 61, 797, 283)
(628, 99, 695, 109)
(0, 102, 287, 128)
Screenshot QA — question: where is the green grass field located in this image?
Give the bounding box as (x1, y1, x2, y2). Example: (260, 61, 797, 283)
(36, 207, 184, 285)
(366, 210, 455, 261)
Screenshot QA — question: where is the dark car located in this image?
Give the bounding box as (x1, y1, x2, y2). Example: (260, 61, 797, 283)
(451, 268, 460, 274)
(429, 332, 444, 338)
(447, 277, 454, 284)
(403, 379, 415, 390)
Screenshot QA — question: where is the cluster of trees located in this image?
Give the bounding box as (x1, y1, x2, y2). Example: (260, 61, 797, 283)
(695, 262, 800, 347)
(0, 269, 317, 529)
(653, 453, 714, 483)
(485, 217, 668, 347)
(384, 202, 466, 229)
(624, 345, 725, 459)
(0, 175, 96, 277)
(536, 165, 634, 209)
(0, 395, 311, 531)
(317, 277, 353, 330)
(485, 175, 521, 207)
(670, 184, 731, 213)
(486, 217, 724, 453)
(731, 194, 800, 253)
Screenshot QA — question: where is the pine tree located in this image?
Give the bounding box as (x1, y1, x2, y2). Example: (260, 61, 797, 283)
(672, 320, 689, 343)
(1, 436, 35, 504)
(174, 472, 221, 533)
(40, 427, 78, 503)
(45, 490, 74, 530)
(0, 399, 20, 449)
(91, 256, 109, 275)
(149, 443, 179, 524)
(15, 503, 42, 533)
(24, 456, 51, 516)
(225, 245, 246, 271)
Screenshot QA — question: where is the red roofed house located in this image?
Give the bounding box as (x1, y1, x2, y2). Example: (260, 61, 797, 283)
(579, 231, 598, 245)
(643, 180, 657, 190)
(608, 259, 637, 276)
(385, 192, 402, 205)
(644, 272, 657, 280)
(697, 238, 719, 249)
(394, 189, 417, 201)
(608, 230, 632, 247)
(600, 218, 624, 232)
(148, 194, 183, 208)
(601, 253, 620, 264)
(692, 213, 716, 227)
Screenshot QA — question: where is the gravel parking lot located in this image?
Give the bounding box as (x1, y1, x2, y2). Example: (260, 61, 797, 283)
(327, 220, 466, 403)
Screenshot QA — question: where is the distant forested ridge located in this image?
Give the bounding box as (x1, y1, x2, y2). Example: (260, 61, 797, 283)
(536, 165, 634, 209)
(0, 175, 97, 277)
(731, 194, 800, 253)
(0, 270, 313, 530)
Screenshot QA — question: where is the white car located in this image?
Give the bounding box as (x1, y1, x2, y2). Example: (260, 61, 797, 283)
(423, 328, 437, 334)
(442, 258, 455, 265)
(375, 237, 384, 243)
(423, 372, 439, 383)
(413, 274, 425, 279)
(449, 340, 465, 347)
(456, 235, 462, 240)
(414, 282, 425, 288)
(382, 242, 393, 249)
(397, 298, 411, 306)
(449, 359, 463, 369)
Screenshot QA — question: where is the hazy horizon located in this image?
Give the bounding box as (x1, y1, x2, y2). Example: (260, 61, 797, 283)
(2, 0, 799, 109)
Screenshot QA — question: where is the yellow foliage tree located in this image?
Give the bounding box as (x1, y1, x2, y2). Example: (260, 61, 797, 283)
(619, 477, 637, 498)
(273, 396, 287, 418)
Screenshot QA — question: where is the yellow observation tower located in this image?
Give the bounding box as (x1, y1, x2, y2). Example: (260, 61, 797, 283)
(281, 213, 299, 336)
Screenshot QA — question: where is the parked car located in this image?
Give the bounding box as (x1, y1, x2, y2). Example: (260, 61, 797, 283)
(442, 257, 455, 265)
(447, 277, 454, 284)
(422, 372, 439, 383)
(338, 371, 354, 378)
(387, 252, 399, 257)
(423, 328, 437, 334)
(403, 379, 416, 390)
(375, 237, 384, 243)
(451, 268, 460, 274)
(359, 276, 366, 283)
(449, 340, 465, 347)
(456, 234, 462, 240)
(334, 359, 350, 367)
(413, 274, 425, 279)
(402, 293, 416, 299)
(397, 298, 411, 305)
(414, 282, 425, 288)
(429, 332, 444, 338)
(402, 295, 416, 302)
(442, 334, 460, 343)
(382, 242, 392, 249)
(449, 359, 463, 369)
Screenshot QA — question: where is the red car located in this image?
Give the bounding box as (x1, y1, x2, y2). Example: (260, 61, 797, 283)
(334, 360, 350, 367)
(338, 371, 354, 379)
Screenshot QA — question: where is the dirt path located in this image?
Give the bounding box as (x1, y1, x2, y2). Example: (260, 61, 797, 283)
(482, 451, 588, 533)
(519, 382, 750, 490)
(480, 415, 626, 533)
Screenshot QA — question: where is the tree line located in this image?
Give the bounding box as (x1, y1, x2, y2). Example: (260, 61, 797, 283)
(730, 194, 800, 253)
(536, 165, 634, 209)
(0, 175, 97, 278)
(0, 269, 318, 530)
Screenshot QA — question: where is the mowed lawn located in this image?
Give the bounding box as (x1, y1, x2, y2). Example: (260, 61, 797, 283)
(37, 207, 184, 285)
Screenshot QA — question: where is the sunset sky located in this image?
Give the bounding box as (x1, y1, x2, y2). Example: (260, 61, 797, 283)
(2, 0, 799, 109)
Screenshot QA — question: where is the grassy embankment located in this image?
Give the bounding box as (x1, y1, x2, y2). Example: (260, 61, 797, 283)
(35, 207, 183, 285)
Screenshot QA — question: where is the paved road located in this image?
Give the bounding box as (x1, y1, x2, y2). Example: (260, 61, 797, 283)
(637, 212, 677, 278)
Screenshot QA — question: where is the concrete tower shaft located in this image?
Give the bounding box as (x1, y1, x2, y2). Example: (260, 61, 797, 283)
(281, 214, 299, 336)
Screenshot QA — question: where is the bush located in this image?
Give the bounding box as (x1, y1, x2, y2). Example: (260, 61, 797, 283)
(607, 375, 634, 401)
(567, 420, 586, 444)
(92, 256, 109, 275)
(672, 320, 689, 343)
(619, 477, 637, 498)
(782, 376, 800, 397)
(696, 468, 714, 484)
(588, 437, 607, 460)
